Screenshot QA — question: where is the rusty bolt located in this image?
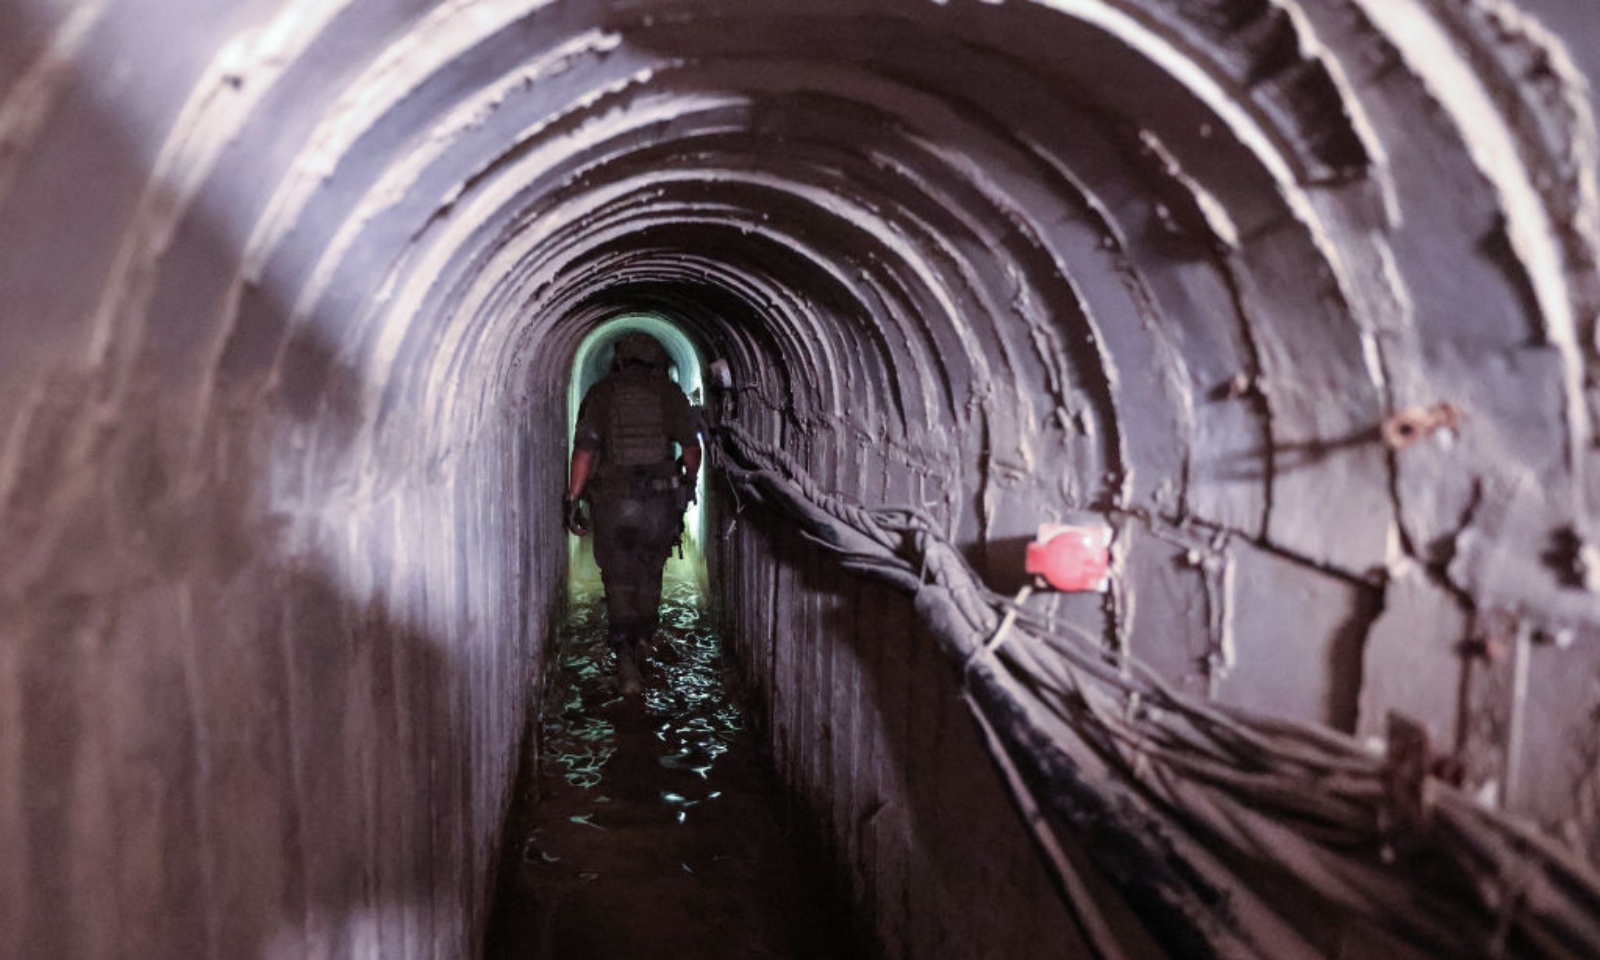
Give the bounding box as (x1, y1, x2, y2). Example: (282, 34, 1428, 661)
(1218, 372, 1259, 400)
(1458, 635, 1505, 663)
(1382, 402, 1461, 450)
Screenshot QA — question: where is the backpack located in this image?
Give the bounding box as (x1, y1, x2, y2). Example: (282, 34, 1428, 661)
(604, 372, 673, 471)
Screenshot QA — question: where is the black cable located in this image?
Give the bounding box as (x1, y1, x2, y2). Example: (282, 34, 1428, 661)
(707, 422, 1600, 960)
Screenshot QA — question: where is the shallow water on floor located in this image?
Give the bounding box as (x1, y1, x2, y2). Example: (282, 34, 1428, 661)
(542, 578, 743, 805)
(485, 574, 865, 960)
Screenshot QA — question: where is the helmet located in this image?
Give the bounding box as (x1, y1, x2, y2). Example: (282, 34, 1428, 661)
(611, 332, 671, 371)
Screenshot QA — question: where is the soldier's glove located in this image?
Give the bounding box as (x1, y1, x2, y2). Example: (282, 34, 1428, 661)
(563, 494, 590, 536)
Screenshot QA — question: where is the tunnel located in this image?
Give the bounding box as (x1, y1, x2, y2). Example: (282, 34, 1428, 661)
(5, 0, 1600, 958)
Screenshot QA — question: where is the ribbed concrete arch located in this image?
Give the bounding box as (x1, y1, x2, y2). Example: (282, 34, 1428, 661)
(4, 1, 1600, 958)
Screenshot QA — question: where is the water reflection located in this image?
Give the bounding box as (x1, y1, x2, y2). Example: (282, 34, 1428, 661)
(542, 575, 742, 817)
(492, 572, 869, 960)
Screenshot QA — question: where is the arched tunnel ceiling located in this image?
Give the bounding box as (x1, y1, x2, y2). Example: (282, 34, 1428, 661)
(6, 0, 1600, 956)
(7, 0, 1597, 588)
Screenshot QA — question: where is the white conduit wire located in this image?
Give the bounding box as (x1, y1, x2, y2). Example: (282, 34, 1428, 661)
(709, 419, 1600, 960)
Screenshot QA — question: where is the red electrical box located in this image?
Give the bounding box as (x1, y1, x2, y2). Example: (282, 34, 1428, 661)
(1025, 524, 1112, 592)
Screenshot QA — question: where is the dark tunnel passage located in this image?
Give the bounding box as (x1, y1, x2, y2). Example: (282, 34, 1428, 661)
(5, 1, 1600, 959)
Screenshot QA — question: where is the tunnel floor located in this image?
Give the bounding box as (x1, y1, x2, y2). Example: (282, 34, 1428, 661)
(485, 570, 868, 960)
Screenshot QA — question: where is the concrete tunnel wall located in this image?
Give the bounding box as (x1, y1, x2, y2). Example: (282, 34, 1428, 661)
(3, 1, 1600, 958)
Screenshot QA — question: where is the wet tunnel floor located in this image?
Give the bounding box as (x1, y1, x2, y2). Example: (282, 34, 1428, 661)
(486, 573, 869, 960)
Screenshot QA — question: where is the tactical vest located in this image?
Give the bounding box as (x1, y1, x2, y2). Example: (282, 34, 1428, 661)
(604, 374, 673, 470)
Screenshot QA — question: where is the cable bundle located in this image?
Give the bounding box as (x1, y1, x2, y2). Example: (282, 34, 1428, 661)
(711, 421, 1600, 960)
